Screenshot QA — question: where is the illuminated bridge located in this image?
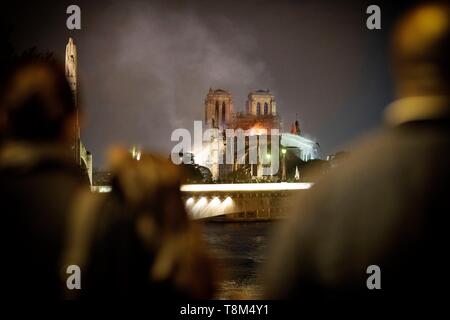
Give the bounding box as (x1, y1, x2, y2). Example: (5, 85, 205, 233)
(181, 183, 312, 221)
(92, 182, 313, 221)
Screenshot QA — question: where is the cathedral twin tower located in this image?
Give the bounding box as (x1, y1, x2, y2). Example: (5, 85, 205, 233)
(204, 88, 233, 131)
(204, 88, 280, 133)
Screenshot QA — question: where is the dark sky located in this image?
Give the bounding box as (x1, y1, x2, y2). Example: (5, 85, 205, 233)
(2, 0, 416, 168)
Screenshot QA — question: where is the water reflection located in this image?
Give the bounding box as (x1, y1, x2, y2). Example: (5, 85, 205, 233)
(201, 221, 276, 299)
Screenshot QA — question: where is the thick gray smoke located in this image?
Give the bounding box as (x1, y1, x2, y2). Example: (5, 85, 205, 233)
(15, 0, 393, 168)
(81, 2, 271, 164)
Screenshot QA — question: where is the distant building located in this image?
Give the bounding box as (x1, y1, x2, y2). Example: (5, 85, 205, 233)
(204, 88, 233, 131)
(290, 120, 301, 135)
(246, 89, 277, 116)
(232, 89, 281, 134)
(195, 88, 319, 181)
(281, 134, 318, 161)
(65, 37, 93, 184)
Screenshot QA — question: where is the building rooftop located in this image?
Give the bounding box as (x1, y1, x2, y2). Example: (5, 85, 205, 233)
(208, 88, 231, 95)
(252, 89, 271, 94)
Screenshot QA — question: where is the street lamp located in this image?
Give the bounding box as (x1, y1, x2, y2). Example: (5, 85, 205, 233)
(281, 148, 286, 181)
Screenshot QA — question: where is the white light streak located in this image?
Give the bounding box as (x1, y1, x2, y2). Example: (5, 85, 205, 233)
(180, 182, 312, 192)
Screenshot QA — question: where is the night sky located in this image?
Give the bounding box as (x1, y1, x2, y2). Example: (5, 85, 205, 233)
(2, 0, 416, 168)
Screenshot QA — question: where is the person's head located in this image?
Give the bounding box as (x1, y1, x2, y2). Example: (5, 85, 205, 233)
(391, 2, 449, 98)
(0, 59, 77, 144)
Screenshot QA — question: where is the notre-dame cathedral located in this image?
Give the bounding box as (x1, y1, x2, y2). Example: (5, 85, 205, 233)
(201, 88, 318, 181)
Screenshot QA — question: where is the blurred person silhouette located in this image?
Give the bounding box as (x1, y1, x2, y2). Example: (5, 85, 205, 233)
(264, 2, 449, 301)
(66, 147, 217, 299)
(0, 59, 88, 298)
(0, 60, 216, 299)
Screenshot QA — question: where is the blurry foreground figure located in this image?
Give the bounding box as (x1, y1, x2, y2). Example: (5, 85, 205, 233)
(0, 60, 87, 298)
(73, 148, 216, 299)
(0, 61, 215, 299)
(265, 3, 449, 300)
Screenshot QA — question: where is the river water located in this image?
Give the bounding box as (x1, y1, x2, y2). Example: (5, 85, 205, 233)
(201, 221, 278, 299)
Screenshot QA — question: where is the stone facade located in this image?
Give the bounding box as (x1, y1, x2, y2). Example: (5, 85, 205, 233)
(204, 88, 233, 131)
(246, 89, 277, 116)
(65, 37, 93, 184)
(199, 88, 318, 182)
(182, 189, 302, 221)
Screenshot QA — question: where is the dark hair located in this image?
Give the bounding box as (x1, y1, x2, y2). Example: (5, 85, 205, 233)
(0, 59, 76, 142)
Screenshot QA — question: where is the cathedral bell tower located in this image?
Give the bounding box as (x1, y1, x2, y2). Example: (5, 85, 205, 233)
(204, 88, 233, 131)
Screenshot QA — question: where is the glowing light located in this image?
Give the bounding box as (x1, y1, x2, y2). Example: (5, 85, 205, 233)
(248, 124, 267, 136)
(91, 186, 112, 193)
(210, 197, 221, 206)
(180, 182, 312, 192)
(184, 195, 236, 220)
(223, 196, 232, 206)
(186, 197, 194, 206)
(281, 148, 287, 155)
(130, 146, 142, 161)
(189, 197, 207, 218)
